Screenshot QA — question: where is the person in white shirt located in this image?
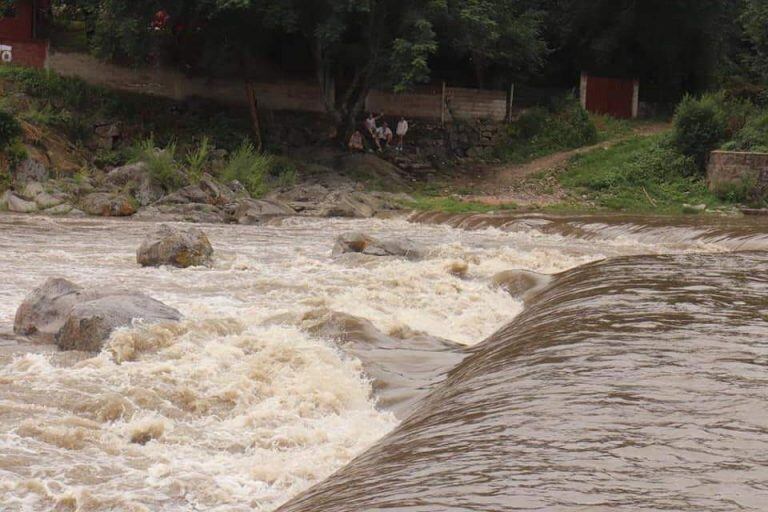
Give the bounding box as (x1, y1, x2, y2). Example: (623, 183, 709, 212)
(365, 112, 383, 151)
(396, 117, 409, 151)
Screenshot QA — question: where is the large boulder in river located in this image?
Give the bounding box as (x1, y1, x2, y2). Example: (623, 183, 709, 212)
(14, 278, 182, 351)
(137, 224, 214, 268)
(491, 269, 551, 301)
(332, 232, 423, 259)
(81, 192, 136, 217)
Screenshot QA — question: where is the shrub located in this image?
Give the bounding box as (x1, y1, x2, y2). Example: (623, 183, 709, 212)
(130, 138, 186, 192)
(270, 157, 298, 188)
(221, 142, 272, 198)
(672, 94, 727, 172)
(185, 137, 211, 184)
(722, 111, 768, 152)
(0, 110, 22, 151)
(497, 95, 598, 163)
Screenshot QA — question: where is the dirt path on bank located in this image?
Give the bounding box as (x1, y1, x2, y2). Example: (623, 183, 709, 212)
(458, 122, 670, 208)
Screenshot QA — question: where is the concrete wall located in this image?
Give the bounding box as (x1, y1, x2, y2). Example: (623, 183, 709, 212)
(446, 87, 507, 121)
(49, 51, 509, 121)
(707, 150, 768, 199)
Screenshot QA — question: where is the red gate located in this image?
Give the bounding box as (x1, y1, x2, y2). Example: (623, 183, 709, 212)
(582, 74, 638, 119)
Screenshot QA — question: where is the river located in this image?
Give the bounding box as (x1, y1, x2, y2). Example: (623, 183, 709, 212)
(0, 212, 766, 511)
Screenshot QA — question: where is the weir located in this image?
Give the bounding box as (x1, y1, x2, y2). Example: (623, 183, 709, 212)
(279, 251, 768, 511)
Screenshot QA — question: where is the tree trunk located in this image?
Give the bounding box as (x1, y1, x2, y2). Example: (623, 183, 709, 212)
(473, 54, 487, 89)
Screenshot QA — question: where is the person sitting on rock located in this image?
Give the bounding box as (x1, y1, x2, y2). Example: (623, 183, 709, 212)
(348, 130, 365, 152)
(378, 122, 394, 148)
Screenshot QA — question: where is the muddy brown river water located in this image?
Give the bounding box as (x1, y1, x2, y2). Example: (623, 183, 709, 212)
(0, 212, 766, 511)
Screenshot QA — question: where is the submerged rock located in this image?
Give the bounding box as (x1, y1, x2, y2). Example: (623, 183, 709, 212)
(491, 269, 551, 301)
(332, 232, 423, 259)
(14, 278, 182, 351)
(137, 224, 214, 268)
(81, 192, 136, 217)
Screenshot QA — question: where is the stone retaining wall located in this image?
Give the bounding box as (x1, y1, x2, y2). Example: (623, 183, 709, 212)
(707, 150, 768, 200)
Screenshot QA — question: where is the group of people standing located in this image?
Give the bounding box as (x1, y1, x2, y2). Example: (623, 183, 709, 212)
(348, 113, 409, 153)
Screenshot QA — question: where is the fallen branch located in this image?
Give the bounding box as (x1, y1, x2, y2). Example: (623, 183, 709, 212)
(642, 186, 657, 207)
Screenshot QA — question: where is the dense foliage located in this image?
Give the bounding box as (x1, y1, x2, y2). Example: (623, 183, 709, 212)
(496, 96, 597, 163)
(672, 95, 727, 172)
(0, 110, 22, 152)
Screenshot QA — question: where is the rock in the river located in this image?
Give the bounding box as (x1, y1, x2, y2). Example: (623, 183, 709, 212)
(81, 192, 136, 217)
(320, 191, 378, 218)
(446, 261, 469, 278)
(332, 232, 423, 259)
(13, 277, 182, 351)
(57, 293, 181, 351)
(228, 198, 295, 224)
(137, 224, 214, 268)
(6, 192, 38, 213)
(14, 278, 84, 343)
(491, 270, 551, 301)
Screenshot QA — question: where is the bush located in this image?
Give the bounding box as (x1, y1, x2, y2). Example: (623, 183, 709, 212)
(269, 157, 298, 188)
(0, 110, 22, 151)
(221, 142, 272, 198)
(672, 94, 727, 172)
(130, 138, 186, 192)
(497, 95, 598, 163)
(185, 137, 211, 184)
(722, 111, 768, 152)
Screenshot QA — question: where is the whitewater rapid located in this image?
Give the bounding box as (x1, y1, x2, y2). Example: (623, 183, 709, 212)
(0, 212, 737, 511)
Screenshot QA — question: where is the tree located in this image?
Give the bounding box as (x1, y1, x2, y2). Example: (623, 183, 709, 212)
(442, 0, 547, 88)
(251, 0, 441, 138)
(543, 0, 740, 99)
(742, 0, 768, 82)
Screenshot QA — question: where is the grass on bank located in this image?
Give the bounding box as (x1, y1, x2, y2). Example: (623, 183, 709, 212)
(407, 195, 518, 214)
(558, 134, 723, 214)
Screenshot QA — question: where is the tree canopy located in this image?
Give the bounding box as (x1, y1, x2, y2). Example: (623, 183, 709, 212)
(44, 0, 768, 126)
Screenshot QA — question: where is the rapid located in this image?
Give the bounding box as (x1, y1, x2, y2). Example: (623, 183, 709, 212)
(0, 212, 766, 511)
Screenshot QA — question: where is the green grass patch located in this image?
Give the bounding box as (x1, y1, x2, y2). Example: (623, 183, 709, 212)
(559, 134, 722, 214)
(406, 195, 518, 214)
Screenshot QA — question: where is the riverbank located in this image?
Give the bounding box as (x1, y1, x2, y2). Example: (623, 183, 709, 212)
(0, 66, 758, 222)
